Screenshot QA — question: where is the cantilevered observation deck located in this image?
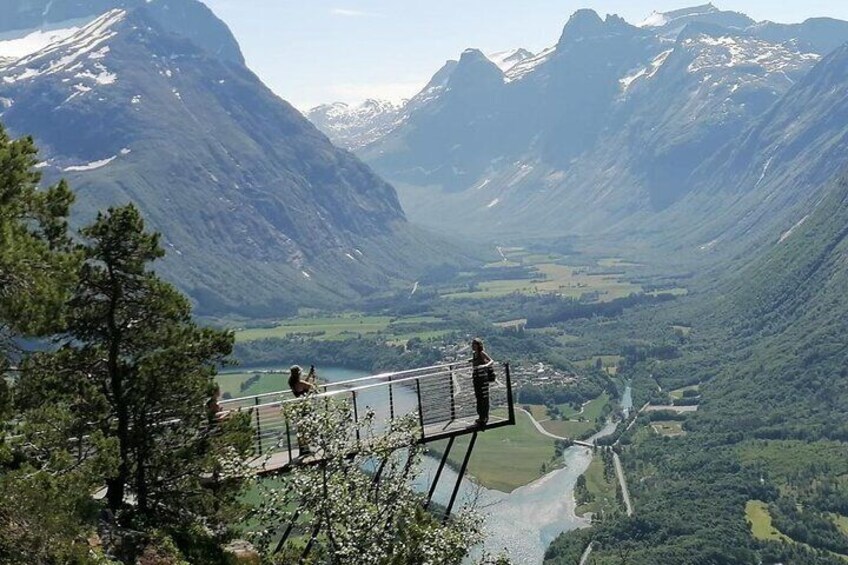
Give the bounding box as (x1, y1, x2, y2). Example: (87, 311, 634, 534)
(218, 361, 516, 475)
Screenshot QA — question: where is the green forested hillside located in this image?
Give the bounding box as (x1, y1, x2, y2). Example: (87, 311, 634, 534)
(546, 174, 848, 564)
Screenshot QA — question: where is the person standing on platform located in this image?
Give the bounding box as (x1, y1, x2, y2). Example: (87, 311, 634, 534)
(469, 338, 494, 426)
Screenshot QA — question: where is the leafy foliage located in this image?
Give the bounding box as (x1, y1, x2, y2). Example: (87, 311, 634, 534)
(252, 397, 486, 564)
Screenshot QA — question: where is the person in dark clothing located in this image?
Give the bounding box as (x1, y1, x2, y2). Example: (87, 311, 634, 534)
(288, 365, 316, 397)
(469, 338, 494, 426)
(288, 365, 317, 456)
(206, 383, 223, 426)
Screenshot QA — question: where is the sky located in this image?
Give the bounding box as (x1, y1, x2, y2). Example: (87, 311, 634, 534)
(203, 1, 848, 110)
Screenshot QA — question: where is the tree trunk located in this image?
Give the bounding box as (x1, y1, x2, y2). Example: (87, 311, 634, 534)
(135, 415, 149, 514)
(106, 399, 130, 512)
(105, 267, 128, 512)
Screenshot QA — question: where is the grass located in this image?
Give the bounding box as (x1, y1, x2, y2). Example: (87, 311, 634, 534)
(427, 410, 559, 493)
(831, 513, 848, 536)
(217, 369, 288, 398)
(234, 314, 452, 345)
(575, 356, 622, 376)
(598, 258, 643, 268)
(541, 419, 595, 438)
(671, 325, 692, 337)
(669, 384, 700, 400)
(235, 314, 393, 342)
(522, 404, 550, 421)
(520, 393, 609, 439)
(442, 262, 641, 302)
(651, 421, 685, 437)
(576, 455, 619, 517)
(746, 500, 792, 542)
(559, 393, 610, 420)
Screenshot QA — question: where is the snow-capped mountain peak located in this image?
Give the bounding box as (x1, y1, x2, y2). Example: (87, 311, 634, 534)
(307, 98, 404, 150)
(640, 3, 720, 27)
(2, 9, 124, 91)
(638, 3, 754, 38)
(0, 17, 97, 66)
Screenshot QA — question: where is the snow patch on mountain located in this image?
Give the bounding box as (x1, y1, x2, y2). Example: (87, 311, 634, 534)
(639, 12, 668, 28)
(0, 20, 92, 64)
(307, 99, 404, 150)
(1, 10, 124, 88)
(684, 33, 819, 77)
(64, 155, 116, 171)
(487, 48, 534, 72)
(505, 47, 555, 82)
(620, 49, 673, 92)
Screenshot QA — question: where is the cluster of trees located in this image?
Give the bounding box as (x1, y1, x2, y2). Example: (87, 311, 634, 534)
(0, 128, 258, 562)
(517, 368, 617, 409)
(771, 498, 848, 555)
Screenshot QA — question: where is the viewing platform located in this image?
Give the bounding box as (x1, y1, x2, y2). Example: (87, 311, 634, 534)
(218, 361, 516, 474)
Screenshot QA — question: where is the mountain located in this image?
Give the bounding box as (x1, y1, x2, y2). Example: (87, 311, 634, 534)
(545, 168, 848, 565)
(306, 99, 403, 151)
(486, 48, 535, 72)
(750, 17, 848, 56)
(653, 42, 848, 255)
(639, 3, 754, 36)
(343, 6, 842, 241)
(306, 49, 532, 151)
(0, 1, 462, 316)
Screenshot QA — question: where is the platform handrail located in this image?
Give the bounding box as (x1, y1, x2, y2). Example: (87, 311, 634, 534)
(219, 361, 472, 407)
(222, 361, 515, 473)
(222, 364, 482, 411)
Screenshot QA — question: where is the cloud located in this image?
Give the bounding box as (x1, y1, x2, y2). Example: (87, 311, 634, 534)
(330, 8, 384, 18)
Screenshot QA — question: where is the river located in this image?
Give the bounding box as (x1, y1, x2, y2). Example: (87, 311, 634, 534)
(223, 367, 632, 564)
(421, 382, 633, 564)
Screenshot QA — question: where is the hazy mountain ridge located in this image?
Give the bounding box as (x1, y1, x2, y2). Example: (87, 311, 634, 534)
(305, 48, 532, 151)
(308, 4, 848, 249)
(0, 0, 463, 316)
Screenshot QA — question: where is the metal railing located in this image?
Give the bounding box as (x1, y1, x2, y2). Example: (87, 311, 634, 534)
(218, 361, 515, 471)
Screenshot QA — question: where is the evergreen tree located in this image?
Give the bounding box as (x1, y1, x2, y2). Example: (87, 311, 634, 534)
(0, 127, 77, 343)
(21, 204, 244, 517)
(0, 125, 102, 563)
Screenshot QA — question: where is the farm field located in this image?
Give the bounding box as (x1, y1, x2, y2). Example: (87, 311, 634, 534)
(746, 500, 791, 542)
(559, 393, 611, 420)
(427, 410, 560, 493)
(540, 419, 595, 439)
(234, 314, 449, 344)
(442, 262, 642, 301)
(576, 455, 619, 517)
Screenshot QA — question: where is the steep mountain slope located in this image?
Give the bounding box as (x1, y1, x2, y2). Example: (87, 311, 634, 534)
(0, 2, 460, 316)
(545, 171, 848, 565)
(352, 7, 835, 240)
(654, 42, 848, 256)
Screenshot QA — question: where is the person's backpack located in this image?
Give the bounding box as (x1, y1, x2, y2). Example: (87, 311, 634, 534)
(485, 364, 496, 383)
